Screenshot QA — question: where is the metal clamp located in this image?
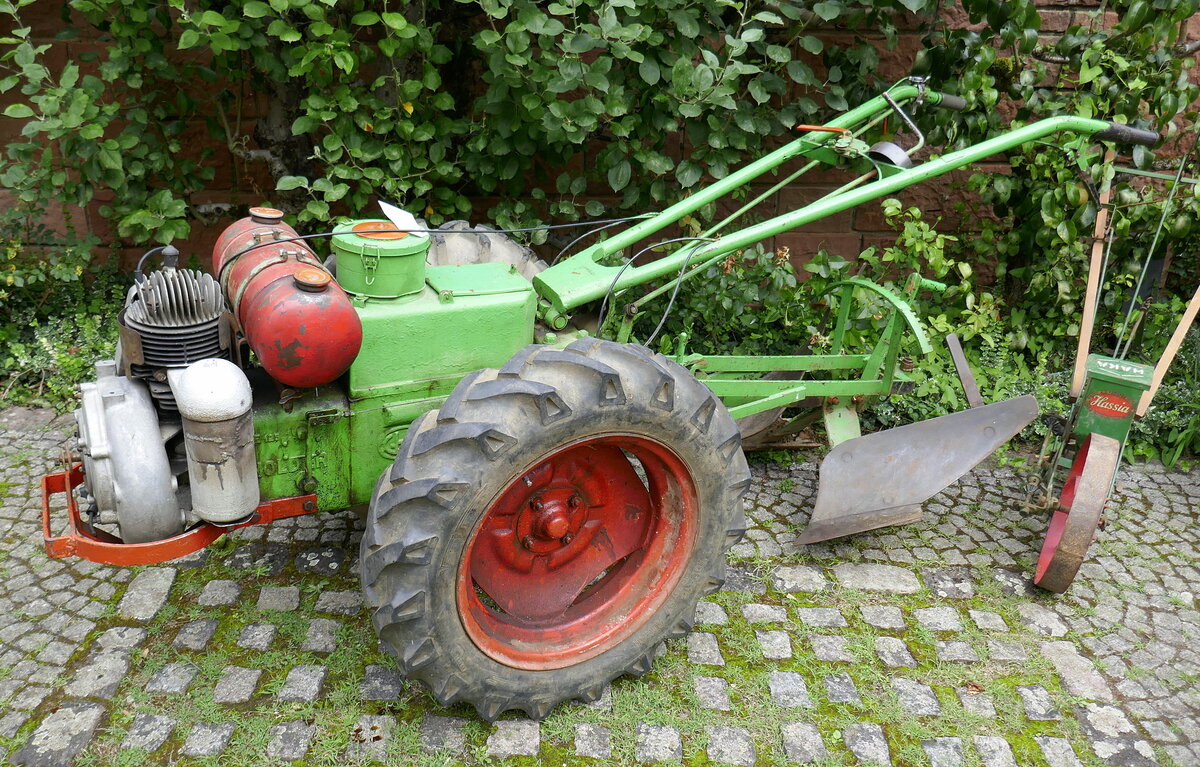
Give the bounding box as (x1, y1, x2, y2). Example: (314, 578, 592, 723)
(909, 75, 929, 106)
(361, 243, 379, 286)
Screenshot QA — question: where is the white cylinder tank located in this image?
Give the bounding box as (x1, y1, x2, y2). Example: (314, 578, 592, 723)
(167, 358, 260, 524)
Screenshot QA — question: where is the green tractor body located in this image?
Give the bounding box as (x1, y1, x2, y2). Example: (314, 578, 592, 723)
(43, 82, 1162, 719)
(256, 254, 539, 512)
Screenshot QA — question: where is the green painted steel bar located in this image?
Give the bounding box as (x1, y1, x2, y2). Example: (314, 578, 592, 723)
(831, 284, 854, 355)
(586, 86, 923, 255)
(685, 354, 868, 372)
(700, 159, 822, 241)
(1115, 166, 1200, 185)
(633, 110, 903, 313)
(704, 379, 891, 396)
(535, 113, 1114, 313)
(829, 278, 933, 355)
(727, 391, 811, 419)
(861, 312, 903, 391)
(534, 85, 928, 309)
(695, 111, 894, 244)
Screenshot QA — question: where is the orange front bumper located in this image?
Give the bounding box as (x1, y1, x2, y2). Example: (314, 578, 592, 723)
(42, 464, 317, 567)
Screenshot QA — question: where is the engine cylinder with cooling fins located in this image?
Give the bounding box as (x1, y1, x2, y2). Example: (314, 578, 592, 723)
(119, 268, 232, 412)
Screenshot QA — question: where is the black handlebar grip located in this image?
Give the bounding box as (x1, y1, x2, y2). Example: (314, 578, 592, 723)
(934, 93, 966, 111)
(1094, 121, 1160, 147)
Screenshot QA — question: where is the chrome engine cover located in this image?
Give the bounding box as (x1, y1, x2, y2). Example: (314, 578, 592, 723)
(75, 360, 185, 543)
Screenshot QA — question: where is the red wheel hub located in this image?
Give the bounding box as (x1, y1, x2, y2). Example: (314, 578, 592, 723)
(457, 435, 697, 670)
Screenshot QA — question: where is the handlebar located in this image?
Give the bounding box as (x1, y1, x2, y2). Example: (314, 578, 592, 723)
(924, 95, 1159, 151)
(931, 92, 966, 111)
(1093, 121, 1160, 147)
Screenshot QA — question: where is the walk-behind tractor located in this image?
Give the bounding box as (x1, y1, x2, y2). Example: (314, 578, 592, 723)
(42, 81, 1165, 719)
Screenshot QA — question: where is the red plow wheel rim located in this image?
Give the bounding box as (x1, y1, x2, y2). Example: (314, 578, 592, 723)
(457, 434, 697, 670)
(1034, 433, 1118, 592)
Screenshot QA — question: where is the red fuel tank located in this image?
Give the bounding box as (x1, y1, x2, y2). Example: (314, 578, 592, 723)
(213, 207, 362, 388)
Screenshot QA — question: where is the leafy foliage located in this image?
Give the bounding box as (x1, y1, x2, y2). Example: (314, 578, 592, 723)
(0, 0, 950, 245)
(926, 0, 1200, 360)
(614, 198, 974, 358)
(0, 266, 125, 408)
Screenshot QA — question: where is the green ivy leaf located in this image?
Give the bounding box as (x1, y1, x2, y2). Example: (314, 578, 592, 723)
(639, 58, 660, 86)
(676, 160, 701, 188)
(3, 103, 34, 118)
(242, 1, 271, 18)
(276, 175, 309, 191)
(668, 10, 698, 38)
(177, 28, 200, 48)
(380, 12, 407, 31)
(812, 2, 840, 21)
(97, 146, 122, 171)
(766, 45, 790, 63)
(351, 10, 379, 25)
(607, 159, 631, 192)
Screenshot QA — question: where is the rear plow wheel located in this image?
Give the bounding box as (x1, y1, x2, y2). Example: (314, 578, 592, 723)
(1033, 433, 1120, 593)
(360, 339, 750, 720)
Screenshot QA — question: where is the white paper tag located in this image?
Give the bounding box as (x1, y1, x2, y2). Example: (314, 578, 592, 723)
(378, 200, 428, 237)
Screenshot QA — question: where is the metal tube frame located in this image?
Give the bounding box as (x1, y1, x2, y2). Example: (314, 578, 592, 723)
(529, 84, 1117, 434)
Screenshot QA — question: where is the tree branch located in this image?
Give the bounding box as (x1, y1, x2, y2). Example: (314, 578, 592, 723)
(1032, 49, 1071, 64)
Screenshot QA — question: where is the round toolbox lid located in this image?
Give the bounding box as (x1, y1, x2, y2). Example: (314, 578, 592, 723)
(331, 219, 430, 257)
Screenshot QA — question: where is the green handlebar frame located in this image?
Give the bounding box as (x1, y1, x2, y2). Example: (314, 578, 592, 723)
(533, 83, 1116, 314)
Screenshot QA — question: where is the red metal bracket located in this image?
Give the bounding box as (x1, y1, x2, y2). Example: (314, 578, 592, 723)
(42, 464, 317, 567)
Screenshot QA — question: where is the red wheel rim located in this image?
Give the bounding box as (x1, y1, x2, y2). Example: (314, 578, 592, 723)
(1035, 435, 1090, 584)
(457, 434, 698, 670)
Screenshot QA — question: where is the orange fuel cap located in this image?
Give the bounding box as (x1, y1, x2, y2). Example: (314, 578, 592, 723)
(248, 206, 285, 224)
(352, 220, 410, 240)
(293, 267, 332, 292)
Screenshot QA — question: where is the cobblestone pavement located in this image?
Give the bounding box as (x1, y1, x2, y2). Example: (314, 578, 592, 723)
(1, 404, 1198, 766)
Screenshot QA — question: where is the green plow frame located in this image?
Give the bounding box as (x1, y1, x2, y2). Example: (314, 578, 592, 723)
(530, 79, 1158, 544)
(682, 275, 939, 446)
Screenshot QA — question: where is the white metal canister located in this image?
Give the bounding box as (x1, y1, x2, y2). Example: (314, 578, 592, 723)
(167, 359, 260, 524)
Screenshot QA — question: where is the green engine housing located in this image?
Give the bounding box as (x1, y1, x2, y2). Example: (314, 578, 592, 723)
(251, 223, 538, 510)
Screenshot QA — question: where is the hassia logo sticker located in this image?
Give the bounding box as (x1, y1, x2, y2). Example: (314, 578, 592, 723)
(1087, 391, 1134, 418)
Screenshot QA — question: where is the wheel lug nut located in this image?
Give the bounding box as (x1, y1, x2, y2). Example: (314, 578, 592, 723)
(530, 499, 544, 511)
(522, 535, 536, 550)
(560, 534, 573, 545)
(568, 494, 583, 509)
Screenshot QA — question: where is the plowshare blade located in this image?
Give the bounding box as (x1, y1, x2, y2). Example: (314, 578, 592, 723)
(798, 394, 1039, 544)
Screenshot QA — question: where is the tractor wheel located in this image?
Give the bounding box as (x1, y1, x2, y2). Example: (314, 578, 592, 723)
(1033, 433, 1120, 593)
(360, 339, 750, 720)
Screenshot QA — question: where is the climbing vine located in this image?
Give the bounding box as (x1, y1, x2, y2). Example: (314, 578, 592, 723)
(2, 0, 954, 254)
